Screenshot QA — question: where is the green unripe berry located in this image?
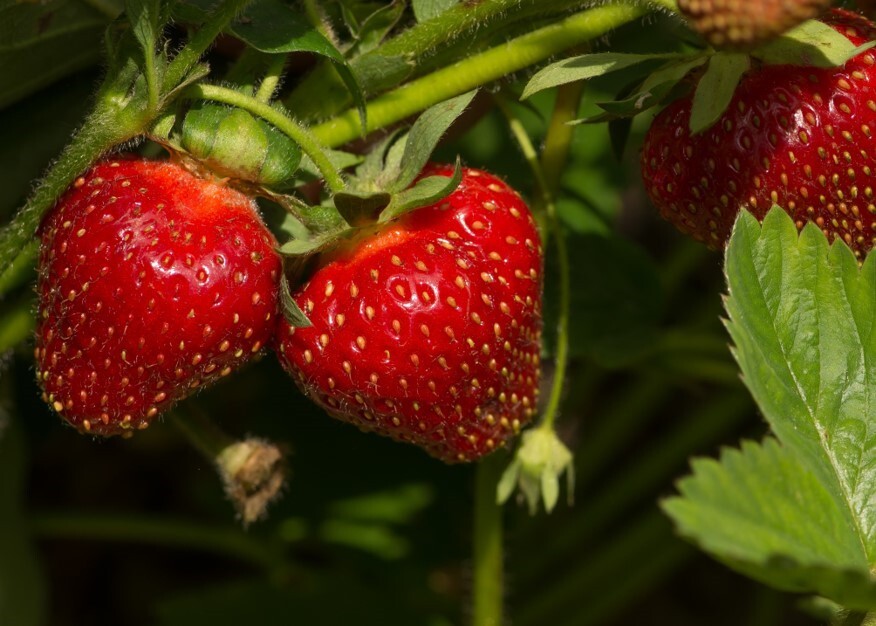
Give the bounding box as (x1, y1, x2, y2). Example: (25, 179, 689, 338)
(181, 103, 301, 188)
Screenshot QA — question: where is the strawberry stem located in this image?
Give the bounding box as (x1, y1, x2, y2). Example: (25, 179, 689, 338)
(537, 83, 582, 430)
(310, 3, 652, 148)
(185, 83, 347, 193)
(255, 54, 288, 103)
(472, 453, 506, 626)
(833, 611, 876, 625)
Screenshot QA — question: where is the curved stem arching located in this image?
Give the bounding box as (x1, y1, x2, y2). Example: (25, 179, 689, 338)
(185, 83, 347, 193)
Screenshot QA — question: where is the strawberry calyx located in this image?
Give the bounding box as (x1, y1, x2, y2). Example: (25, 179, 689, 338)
(522, 9, 874, 142)
(273, 91, 477, 328)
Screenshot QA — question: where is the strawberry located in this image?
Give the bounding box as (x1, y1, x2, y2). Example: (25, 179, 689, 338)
(275, 164, 543, 463)
(35, 157, 281, 435)
(641, 8, 876, 258)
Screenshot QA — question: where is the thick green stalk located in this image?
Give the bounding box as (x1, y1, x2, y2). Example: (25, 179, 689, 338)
(186, 84, 346, 193)
(473, 454, 506, 626)
(312, 4, 650, 148)
(286, 0, 620, 119)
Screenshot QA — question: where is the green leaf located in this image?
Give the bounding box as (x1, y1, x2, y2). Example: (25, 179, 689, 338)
(0, 0, 114, 107)
(347, 0, 405, 56)
(665, 208, 876, 608)
(231, 0, 367, 129)
(689, 53, 750, 135)
(412, 0, 459, 22)
(380, 169, 461, 222)
(727, 208, 876, 547)
(386, 91, 476, 192)
(664, 439, 876, 609)
(279, 274, 311, 328)
(521, 52, 685, 100)
(0, 408, 46, 626)
(754, 19, 876, 68)
(125, 0, 160, 58)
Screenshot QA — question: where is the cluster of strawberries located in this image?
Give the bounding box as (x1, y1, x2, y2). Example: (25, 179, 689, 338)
(34, 158, 543, 463)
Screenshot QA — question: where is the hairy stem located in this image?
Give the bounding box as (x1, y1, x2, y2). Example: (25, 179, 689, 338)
(186, 84, 346, 193)
(472, 454, 506, 626)
(255, 55, 288, 103)
(312, 3, 651, 148)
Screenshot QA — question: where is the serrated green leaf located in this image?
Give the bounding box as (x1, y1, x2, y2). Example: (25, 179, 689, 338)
(521, 52, 686, 100)
(279, 274, 311, 328)
(387, 91, 475, 192)
(724, 209, 876, 556)
(231, 0, 367, 129)
(689, 52, 750, 135)
(754, 19, 875, 68)
(380, 162, 462, 222)
(666, 207, 876, 608)
(663, 438, 876, 609)
(412, 0, 458, 22)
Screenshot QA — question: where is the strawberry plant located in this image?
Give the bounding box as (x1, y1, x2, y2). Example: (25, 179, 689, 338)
(1, 0, 875, 625)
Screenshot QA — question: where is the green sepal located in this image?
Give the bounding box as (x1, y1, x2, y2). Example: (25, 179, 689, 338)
(384, 90, 476, 192)
(279, 273, 311, 328)
(342, 0, 406, 57)
(521, 52, 687, 100)
(380, 159, 462, 222)
(689, 52, 750, 135)
(298, 150, 363, 183)
(181, 102, 302, 188)
(591, 55, 706, 119)
(333, 191, 393, 227)
(753, 19, 875, 68)
(279, 233, 336, 257)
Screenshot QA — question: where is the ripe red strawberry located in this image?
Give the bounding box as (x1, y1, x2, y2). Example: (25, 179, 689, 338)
(35, 157, 281, 435)
(276, 165, 543, 463)
(641, 8, 876, 258)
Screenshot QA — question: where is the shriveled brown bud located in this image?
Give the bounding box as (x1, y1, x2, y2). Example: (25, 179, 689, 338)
(678, 0, 832, 50)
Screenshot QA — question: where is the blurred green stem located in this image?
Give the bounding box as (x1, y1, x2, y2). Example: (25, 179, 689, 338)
(473, 454, 506, 626)
(31, 513, 286, 571)
(255, 54, 288, 103)
(312, 3, 649, 148)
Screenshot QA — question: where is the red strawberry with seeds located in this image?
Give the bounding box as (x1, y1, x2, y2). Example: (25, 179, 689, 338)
(276, 164, 543, 463)
(641, 8, 876, 258)
(35, 157, 281, 435)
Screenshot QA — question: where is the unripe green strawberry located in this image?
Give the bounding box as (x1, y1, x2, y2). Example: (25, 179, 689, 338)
(276, 165, 543, 463)
(678, 0, 832, 50)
